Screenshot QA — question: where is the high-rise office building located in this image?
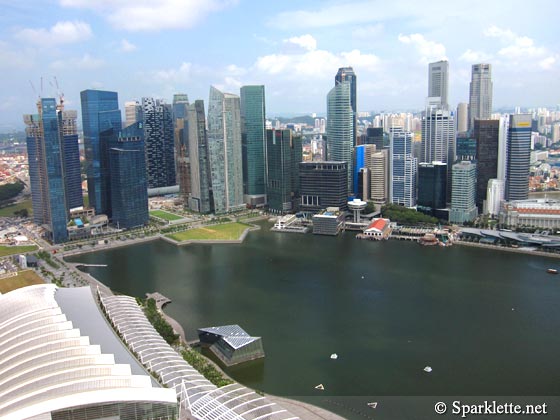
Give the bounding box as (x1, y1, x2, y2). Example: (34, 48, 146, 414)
(335, 67, 357, 146)
(497, 115, 509, 181)
(124, 101, 141, 128)
(25, 98, 80, 243)
(449, 161, 478, 223)
(172, 95, 190, 204)
(428, 60, 449, 109)
(485, 179, 505, 217)
(108, 122, 149, 229)
(186, 100, 212, 213)
(506, 114, 532, 201)
(390, 128, 417, 207)
(207, 86, 244, 214)
(456, 102, 469, 133)
(141, 98, 176, 189)
(299, 161, 348, 213)
(59, 109, 83, 210)
(327, 79, 354, 193)
(172, 94, 189, 120)
(365, 127, 384, 150)
(370, 149, 389, 204)
(81, 90, 122, 215)
(266, 129, 301, 213)
(468, 63, 493, 130)
(240, 85, 267, 206)
(474, 119, 500, 211)
(354, 144, 376, 198)
(418, 161, 447, 213)
(421, 107, 455, 202)
(455, 134, 476, 161)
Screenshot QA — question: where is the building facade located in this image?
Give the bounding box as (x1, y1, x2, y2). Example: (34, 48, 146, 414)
(81, 89, 122, 215)
(240, 85, 267, 206)
(390, 128, 417, 208)
(59, 109, 83, 210)
(142, 97, 176, 189)
(428, 60, 449, 108)
(450, 161, 478, 223)
(335, 67, 357, 147)
(299, 161, 348, 213)
(499, 199, 560, 229)
(108, 122, 149, 229)
(207, 86, 244, 214)
(456, 102, 469, 133)
(418, 161, 447, 213)
(506, 114, 532, 201)
(474, 119, 499, 211)
(327, 80, 354, 193)
(25, 98, 75, 243)
(370, 149, 389, 204)
(485, 178, 505, 217)
(468, 63, 493, 130)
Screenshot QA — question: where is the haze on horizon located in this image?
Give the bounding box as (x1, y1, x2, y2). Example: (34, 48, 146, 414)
(1, 0, 559, 130)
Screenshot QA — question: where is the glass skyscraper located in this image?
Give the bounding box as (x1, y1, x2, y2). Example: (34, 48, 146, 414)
(468, 63, 493, 130)
(474, 119, 499, 211)
(240, 85, 267, 206)
(428, 60, 449, 109)
(335, 67, 357, 147)
(299, 161, 348, 213)
(186, 100, 213, 213)
(59, 110, 83, 210)
(327, 80, 354, 193)
(108, 122, 149, 229)
(450, 161, 478, 223)
(207, 86, 244, 214)
(390, 128, 417, 208)
(24, 98, 76, 243)
(141, 98, 176, 189)
(506, 114, 532, 201)
(80, 90, 122, 215)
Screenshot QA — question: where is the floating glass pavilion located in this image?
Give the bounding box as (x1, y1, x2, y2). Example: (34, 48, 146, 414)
(198, 325, 265, 366)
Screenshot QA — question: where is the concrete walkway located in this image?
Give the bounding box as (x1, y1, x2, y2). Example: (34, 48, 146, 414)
(146, 292, 187, 343)
(266, 396, 347, 420)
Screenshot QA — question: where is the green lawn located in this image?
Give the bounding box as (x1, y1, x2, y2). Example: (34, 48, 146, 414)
(0, 200, 33, 217)
(0, 270, 44, 294)
(83, 194, 89, 208)
(167, 222, 249, 242)
(150, 210, 183, 221)
(0, 245, 38, 257)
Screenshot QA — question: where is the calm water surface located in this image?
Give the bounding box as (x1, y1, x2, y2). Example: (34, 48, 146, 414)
(67, 223, 560, 417)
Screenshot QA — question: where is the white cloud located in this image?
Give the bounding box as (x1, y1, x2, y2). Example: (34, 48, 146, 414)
(50, 54, 104, 70)
(398, 33, 447, 64)
(483, 25, 517, 41)
(16, 21, 92, 45)
(120, 39, 137, 52)
(539, 56, 556, 70)
(153, 62, 192, 83)
(60, 0, 237, 32)
(284, 34, 317, 51)
(0, 41, 35, 69)
(459, 49, 493, 63)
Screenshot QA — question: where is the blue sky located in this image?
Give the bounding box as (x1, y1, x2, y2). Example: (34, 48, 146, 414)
(1, 0, 559, 130)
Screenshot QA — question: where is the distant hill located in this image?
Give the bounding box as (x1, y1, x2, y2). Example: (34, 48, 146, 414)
(274, 115, 316, 126)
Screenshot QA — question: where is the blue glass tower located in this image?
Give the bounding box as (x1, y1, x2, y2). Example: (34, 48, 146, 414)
(59, 110, 83, 210)
(108, 122, 149, 229)
(24, 98, 71, 243)
(80, 90, 122, 215)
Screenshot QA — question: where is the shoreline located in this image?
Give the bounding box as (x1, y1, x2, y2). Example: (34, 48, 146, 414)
(455, 240, 560, 259)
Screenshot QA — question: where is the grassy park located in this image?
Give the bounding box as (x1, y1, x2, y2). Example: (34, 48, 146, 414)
(150, 210, 183, 221)
(166, 222, 249, 242)
(0, 200, 33, 217)
(0, 270, 44, 293)
(0, 245, 38, 257)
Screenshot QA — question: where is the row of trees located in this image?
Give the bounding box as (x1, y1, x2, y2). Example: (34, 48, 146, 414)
(0, 180, 24, 205)
(380, 204, 438, 225)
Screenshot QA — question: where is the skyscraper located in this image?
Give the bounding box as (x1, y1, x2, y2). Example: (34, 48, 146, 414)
(25, 98, 80, 243)
(80, 90, 122, 215)
(365, 127, 384, 150)
(141, 98, 176, 189)
(59, 109, 83, 210)
(468, 63, 493, 130)
(335, 67, 357, 146)
(186, 100, 212, 213)
(327, 79, 354, 193)
(124, 101, 141, 128)
(450, 161, 478, 223)
(370, 149, 389, 204)
(172, 94, 189, 120)
(207, 86, 244, 213)
(173, 95, 190, 205)
(421, 107, 455, 202)
(240, 85, 267, 206)
(456, 102, 468, 133)
(108, 122, 149, 229)
(474, 119, 499, 211)
(506, 114, 532, 201)
(390, 128, 417, 207)
(418, 161, 447, 213)
(485, 179, 505, 217)
(428, 60, 449, 109)
(354, 144, 376, 197)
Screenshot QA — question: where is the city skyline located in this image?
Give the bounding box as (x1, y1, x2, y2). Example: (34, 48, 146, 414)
(1, 0, 559, 130)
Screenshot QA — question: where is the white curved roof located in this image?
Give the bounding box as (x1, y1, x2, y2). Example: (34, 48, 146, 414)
(101, 294, 299, 420)
(0, 285, 177, 420)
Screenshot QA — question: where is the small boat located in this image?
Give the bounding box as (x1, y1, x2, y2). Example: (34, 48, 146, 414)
(547, 268, 558, 274)
(330, 353, 338, 360)
(423, 366, 433, 373)
(315, 384, 325, 390)
(367, 402, 378, 409)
